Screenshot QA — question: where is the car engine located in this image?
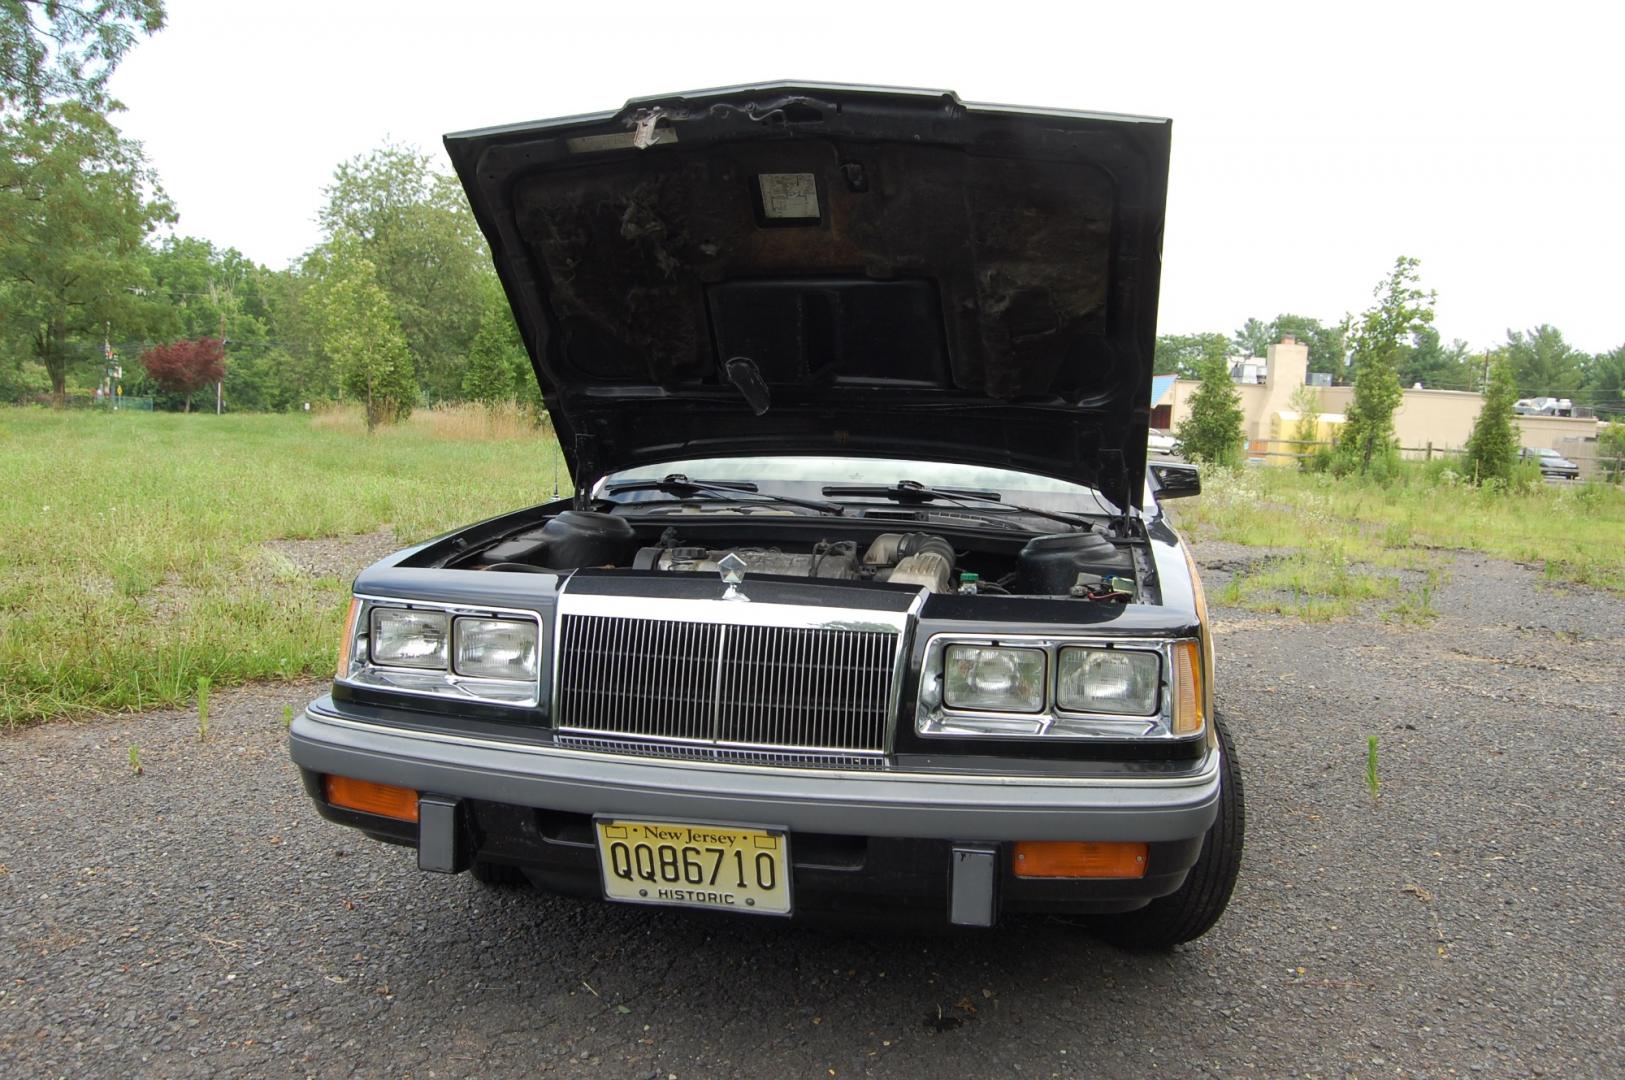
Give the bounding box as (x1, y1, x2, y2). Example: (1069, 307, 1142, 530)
(451, 510, 1142, 600)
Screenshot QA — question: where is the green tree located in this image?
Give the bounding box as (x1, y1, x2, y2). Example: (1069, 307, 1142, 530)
(1598, 422, 1625, 482)
(1154, 332, 1230, 378)
(1176, 354, 1245, 467)
(310, 242, 417, 431)
(1503, 324, 1584, 400)
(258, 265, 338, 405)
(1230, 314, 1347, 380)
(216, 345, 295, 413)
(0, 102, 173, 397)
(142, 235, 298, 410)
(1335, 256, 1435, 475)
(0, 351, 51, 401)
(1464, 351, 1519, 484)
(1270, 314, 1347, 381)
(144, 236, 273, 341)
(317, 144, 494, 402)
(1288, 382, 1322, 449)
(1, 0, 165, 113)
(461, 296, 528, 405)
(1396, 326, 1475, 390)
(1231, 317, 1273, 359)
(1581, 344, 1625, 421)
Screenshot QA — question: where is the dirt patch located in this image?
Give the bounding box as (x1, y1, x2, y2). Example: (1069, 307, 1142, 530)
(1187, 540, 1296, 570)
(262, 528, 401, 582)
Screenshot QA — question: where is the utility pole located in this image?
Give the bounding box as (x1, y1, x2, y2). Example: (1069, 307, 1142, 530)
(103, 321, 121, 409)
(217, 310, 226, 415)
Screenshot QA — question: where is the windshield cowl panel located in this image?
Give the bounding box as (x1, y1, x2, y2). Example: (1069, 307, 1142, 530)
(597, 455, 1123, 521)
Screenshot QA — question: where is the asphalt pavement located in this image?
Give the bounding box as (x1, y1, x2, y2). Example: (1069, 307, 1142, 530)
(2, 550, 1621, 1078)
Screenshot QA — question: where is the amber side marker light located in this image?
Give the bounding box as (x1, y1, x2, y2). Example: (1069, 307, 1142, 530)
(325, 775, 419, 823)
(1171, 640, 1205, 736)
(1012, 841, 1148, 879)
(335, 596, 361, 678)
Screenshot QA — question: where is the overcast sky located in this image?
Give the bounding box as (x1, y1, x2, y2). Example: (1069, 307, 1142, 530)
(106, 0, 1623, 353)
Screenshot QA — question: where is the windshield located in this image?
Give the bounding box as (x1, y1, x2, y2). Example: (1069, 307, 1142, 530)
(599, 456, 1121, 516)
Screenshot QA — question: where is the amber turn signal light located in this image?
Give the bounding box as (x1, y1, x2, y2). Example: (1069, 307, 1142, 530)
(1171, 640, 1205, 736)
(336, 596, 361, 678)
(324, 774, 419, 822)
(1012, 841, 1148, 879)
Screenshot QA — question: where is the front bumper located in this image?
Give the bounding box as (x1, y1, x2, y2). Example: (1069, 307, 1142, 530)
(290, 698, 1223, 922)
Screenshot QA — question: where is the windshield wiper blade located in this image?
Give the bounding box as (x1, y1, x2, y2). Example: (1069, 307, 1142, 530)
(602, 474, 845, 515)
(822, 481, 1003, 501)
(821, 479, 1095, 529)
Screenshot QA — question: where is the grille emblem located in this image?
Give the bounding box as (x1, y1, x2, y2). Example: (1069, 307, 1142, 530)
(718, 552, 751, 602)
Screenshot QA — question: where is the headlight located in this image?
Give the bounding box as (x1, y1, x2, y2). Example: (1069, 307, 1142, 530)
(1056, 648, 1159, 716)
(943, 645, 1045, 712)
(917, 635, 1201, 741)
(342, 599, 545, 707)
(371, 608, 448, 669)
(454, 617, 539, 680)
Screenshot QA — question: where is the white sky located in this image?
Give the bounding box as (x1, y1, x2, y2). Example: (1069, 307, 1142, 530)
(107, 0, 1624, 353)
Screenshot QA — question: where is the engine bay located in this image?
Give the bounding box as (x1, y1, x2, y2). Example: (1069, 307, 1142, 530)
(437, 509, 1146, 601)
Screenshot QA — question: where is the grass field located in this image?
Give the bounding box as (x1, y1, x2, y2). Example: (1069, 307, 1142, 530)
(0, 406, 565, 726)
(1173, 464, 1625, 619)
(3, 407, 1622, 725)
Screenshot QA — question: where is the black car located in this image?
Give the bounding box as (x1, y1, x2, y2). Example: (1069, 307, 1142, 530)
(1520, 446, 1580, 480)
(289, 84, 1242, 948)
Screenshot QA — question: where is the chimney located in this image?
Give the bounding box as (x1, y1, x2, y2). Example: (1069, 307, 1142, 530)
(1264, 335, 1310, 393)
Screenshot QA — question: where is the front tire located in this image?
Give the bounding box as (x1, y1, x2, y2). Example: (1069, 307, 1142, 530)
(1095, 710, 1245, 949)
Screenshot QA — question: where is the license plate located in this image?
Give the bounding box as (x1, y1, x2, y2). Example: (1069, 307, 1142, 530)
(594, 819, 791, 916)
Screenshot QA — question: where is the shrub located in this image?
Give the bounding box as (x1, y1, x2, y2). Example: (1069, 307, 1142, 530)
(0, 359, 51, 403)
(1509, 459, 1543, 492)
(1599, 423, 1625, 483)
(140, 338, 226, 412)
(1464, 352, 1518, 484)
(1420, 455, 1461, 487)
(1335, 256, 1435, 475)
(1176, 355, 1245, 467)
(461, 302, 528, 406)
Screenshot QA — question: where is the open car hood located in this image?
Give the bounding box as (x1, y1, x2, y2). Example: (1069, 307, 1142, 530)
(444, 84, 1170, 511)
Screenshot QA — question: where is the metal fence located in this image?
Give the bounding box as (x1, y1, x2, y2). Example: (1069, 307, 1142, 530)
(1245, 439, 1465, 463)
(1247, 438, 1623, 480)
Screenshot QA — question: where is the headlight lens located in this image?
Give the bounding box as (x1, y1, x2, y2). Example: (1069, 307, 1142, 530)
(370, 608, 448, 669)
(454, 617, 540, 680)
(1056, 647, 1160, 716)
(943, 645, 1046, 712)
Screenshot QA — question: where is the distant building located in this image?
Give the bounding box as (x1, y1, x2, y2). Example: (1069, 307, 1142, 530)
(1157, 337, 1602, 466)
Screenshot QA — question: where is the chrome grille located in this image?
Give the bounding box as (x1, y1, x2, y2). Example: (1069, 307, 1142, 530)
(558, 615, 721, 742)
(556, 613, 899, 758)
(555, 734, 886, 771)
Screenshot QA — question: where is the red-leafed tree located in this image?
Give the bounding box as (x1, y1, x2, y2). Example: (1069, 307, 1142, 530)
(140, 337, 224, 411)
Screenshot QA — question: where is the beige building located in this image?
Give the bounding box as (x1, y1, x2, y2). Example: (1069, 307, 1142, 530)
(1158, 337, 1603, 468)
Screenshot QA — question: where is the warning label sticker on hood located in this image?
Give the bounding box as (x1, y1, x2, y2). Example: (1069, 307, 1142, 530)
(758, 173, 820, 220)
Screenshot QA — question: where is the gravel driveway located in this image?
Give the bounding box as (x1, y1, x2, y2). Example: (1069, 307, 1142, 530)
(2, 550, 1621, 1078)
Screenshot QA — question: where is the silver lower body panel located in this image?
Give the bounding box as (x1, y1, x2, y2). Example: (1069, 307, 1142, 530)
(290, 701, 1222, 843)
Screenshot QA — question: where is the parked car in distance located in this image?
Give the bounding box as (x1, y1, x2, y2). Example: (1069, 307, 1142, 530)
(288, 84, 1242, 949)
(1148, 428, 1179, 456)
(1520, 447, 1579, 480)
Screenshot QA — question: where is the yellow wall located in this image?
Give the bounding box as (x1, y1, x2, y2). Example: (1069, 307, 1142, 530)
(1165, 339, 1603, 458)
